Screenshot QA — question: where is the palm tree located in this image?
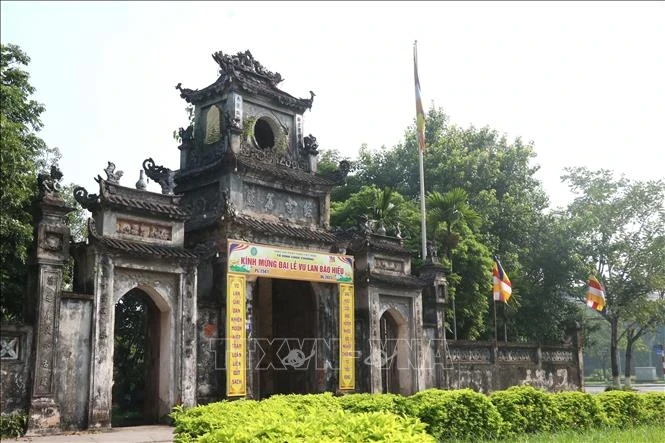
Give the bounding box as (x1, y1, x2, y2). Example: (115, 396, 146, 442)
(371, 186, 400, 236)
(426, 188, 480, 262)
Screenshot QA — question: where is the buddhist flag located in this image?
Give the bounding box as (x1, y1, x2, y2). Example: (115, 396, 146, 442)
(414, 41, 426, 153)
(493, 258, 512, 303)
(585, 276, 606, 312)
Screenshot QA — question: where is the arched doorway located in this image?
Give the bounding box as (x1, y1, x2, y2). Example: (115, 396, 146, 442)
(112, 288, 166, 426)
(256, 278, 317, 398)
(380, 310, 400, 394)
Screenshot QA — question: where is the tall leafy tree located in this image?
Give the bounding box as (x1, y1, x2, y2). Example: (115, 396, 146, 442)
(563, 167, 665, 387)
(0, 43, 51, 321)
(427, 188, 490, 339)
(338, 107, 566, 342)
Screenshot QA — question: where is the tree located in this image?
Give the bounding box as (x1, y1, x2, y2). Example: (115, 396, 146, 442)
(0, 43, 51, 321)
(341, 107, 567, 342)
(427, 188, 490, 339)
(563, 167, 665, 387)
(331, 185, 419, 239)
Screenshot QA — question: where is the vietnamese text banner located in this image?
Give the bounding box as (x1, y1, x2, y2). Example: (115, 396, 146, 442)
(227, 239, 353, 284)
(226, 274, 246, 397)
(339, 283, 355, 390)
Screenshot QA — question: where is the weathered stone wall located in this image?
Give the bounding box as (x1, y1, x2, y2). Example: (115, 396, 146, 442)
(431, 341, 582, 393)
(55, 294, 92, 429)
(0, 324, 33, 414)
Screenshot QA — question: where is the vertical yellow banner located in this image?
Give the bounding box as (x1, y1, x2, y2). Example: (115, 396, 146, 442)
(226, 274, 246, 397)
(339, 283, 355, 390)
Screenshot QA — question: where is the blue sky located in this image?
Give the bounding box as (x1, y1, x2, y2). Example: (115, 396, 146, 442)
(2, 1, 663, 208)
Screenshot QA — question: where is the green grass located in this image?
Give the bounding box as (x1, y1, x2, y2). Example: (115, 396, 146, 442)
(470, 425, 665, 442)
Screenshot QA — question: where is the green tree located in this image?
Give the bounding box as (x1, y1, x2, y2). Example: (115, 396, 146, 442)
(344, 107, 562, 341)
(0, 43, 51, 321)
(427, 188, 490, 339)
(563, 167, 665, 387)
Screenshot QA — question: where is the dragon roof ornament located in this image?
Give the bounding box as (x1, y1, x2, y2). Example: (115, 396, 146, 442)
(212, 50, 283, 86)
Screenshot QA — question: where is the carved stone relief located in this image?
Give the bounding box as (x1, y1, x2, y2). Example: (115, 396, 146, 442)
(116, 219, 172, 241)
(285, 198, 298, 216)
(264, 193, 275, 211)
(43, 233, 64, 252)
(204, 105, 222, 145)
(182, 184, 222, 218)
(0, 336, 19, 360)
(449, 348, 491, 363)
(498, 348, 535, 363)
(541, 350, 574, 363)
(112, 268, 178, 307)
(303, 200, 313, 218)
(374, 258, 404, 274)
(244, 183, 319, 222)
(33, 271, 59, 396)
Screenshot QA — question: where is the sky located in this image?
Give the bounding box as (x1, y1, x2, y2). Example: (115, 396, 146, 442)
(2, 1, 663, 209)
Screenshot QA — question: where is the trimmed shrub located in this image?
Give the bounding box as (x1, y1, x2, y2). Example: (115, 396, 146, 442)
(490, 385, 557, 437)
(403, 388, 503, 441)
(641, 392, 665, 424)
(550, 391, 608, 431)
(596, 390, 646, 427)
(197, 410, 434, 443)
(338, 392, 406, 415)
(172, 393, 434, 442)
(0, 411, 27, 438)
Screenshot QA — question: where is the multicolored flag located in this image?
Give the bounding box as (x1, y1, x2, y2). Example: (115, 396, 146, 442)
(585, 275, 606, 312)
(492, 258, 512, 303)
(414, 41, 426, 153)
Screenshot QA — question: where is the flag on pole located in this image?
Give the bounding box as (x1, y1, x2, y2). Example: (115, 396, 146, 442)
(492, 258, 512, 303)
(585, 275, 606, 312)
(414, 41, 426, 153)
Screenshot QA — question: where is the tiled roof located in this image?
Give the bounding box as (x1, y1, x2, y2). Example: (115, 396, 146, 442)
(232, 214, 338, 243)
(97, 236, 198, 259)
(104, 194, 189, 218)
(236, 156, 340, 187)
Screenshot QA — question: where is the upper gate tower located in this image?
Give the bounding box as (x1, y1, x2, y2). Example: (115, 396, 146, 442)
(174, 50, 348, 242)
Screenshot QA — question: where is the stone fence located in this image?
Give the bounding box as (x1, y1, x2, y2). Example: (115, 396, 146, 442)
(440, 340, 583, 393)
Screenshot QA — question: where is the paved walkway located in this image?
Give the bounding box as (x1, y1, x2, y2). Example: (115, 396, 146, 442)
(15, 425, 174, 443)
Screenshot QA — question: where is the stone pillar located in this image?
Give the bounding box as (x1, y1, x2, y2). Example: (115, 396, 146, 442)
(419, 263, 447, 389)
(87, 253, 114, 429)
(180, 266, 198, 407)
(26, 194, 73, 435)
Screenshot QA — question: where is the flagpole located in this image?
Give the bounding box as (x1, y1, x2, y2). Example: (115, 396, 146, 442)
(503, 302, 507, 343)
(493, 298, 498, 345)
(414, 40, 427, 262)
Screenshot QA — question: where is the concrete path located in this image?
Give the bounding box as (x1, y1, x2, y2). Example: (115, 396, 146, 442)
(584, 383, 665, 394)
(15, 425, 174, 443)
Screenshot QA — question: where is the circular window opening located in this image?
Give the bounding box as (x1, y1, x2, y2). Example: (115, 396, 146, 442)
(254, 118, 275, 149)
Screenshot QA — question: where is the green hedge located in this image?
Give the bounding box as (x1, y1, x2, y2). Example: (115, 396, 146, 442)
(641, 392, 665, 424)
(596, 390, 647, 427)
(550, 391, 608, 431)
(172, 393, 433, 442)
(403, 389, 503, 441)
(172, 390, 665, 442)
(490, 385, 557, 436)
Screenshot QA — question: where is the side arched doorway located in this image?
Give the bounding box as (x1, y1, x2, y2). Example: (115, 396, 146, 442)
(112, 287, 170, 426)
(255, 278, 317, 398)
(379, 308, 410, 395)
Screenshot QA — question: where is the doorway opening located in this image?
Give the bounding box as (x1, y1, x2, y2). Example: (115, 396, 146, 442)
(256, 278, 317, 398)
(380, 310, 400, 394)
(112, 288, 161, 426)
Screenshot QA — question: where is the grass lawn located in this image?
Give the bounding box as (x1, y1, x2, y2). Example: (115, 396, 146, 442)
(473, 425, 664, 442)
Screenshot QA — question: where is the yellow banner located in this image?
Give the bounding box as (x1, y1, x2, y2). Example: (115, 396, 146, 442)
(227, 239, 353, 284)
(339, 283, 355, 390)
(226, 274, 246, 397)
